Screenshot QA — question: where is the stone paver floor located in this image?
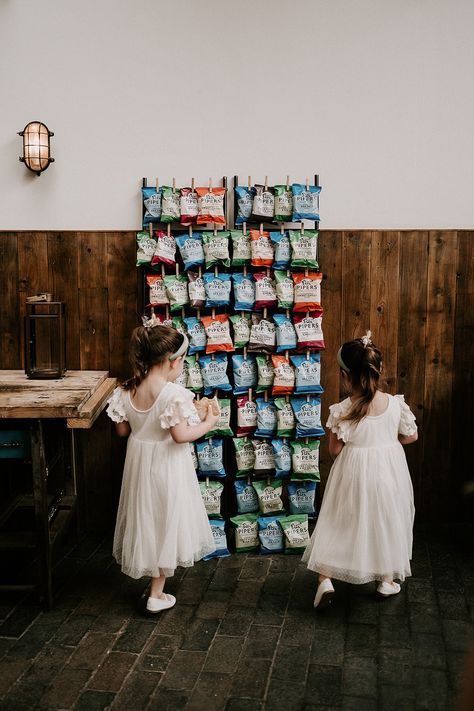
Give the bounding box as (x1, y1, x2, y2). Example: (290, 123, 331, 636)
(0, 525, 472, 711)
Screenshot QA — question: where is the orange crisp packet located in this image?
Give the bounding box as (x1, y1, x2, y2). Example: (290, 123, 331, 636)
(250, 229, 273, 267)
(271, 355, 295, 395)
(292, 272, 322, 312)
(201, 314, 234, 353)
(196, 187, 226, 225)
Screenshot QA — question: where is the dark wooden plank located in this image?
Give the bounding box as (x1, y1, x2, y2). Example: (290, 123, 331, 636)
(369, 231, 400, 393)
(452, 231, 474, 519)
(422, 231, 458, 521)
(77, 232, 110, 370)
(0, 233, 21, 368)
(107, 232, 139, 379)
(397, 231, 429, 518)
(47, 232, 81, 370)
(318, 230, 343, 487)
(341, 231, 372, 341)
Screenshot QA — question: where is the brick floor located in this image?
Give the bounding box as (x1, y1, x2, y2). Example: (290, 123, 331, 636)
(0, 525, 472, 711)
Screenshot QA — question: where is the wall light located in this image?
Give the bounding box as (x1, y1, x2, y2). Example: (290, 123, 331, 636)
(18, 121, 54, 176)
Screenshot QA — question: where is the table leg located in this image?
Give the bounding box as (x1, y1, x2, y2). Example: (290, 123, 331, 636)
(30, 420, 53, 610)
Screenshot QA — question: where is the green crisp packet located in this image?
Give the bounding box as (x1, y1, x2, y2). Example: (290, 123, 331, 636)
(199, 480, 224, 518)
(231, 514, 259, 552)
(274, 398, 296, 437)
(256, 355, 274, 392)
(274, 185, 293, 222)
(289, 230, 319, 269)
(230, 314, 251, 349)
(290, 440, 320, 481)
(160, 186, 181, 223)
(274, 270, 294, 308)
(280, 514, 310, 553)
(202, 232, 231, 268)
(185, 355, 204, 393)
(230, 230, 251, 266)
(164, 274, 189, 312)
(206, 398, 233, 438)
(233, 437, 255, 478)
(253, 479, 285, 515)
(136, 231, 156, 266)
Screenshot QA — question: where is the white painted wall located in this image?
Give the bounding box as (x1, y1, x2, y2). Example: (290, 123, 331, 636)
(1, 0, 473, 230)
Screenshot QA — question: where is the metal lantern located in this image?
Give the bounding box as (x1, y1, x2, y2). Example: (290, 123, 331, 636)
(24, 302, 67, 379)
(18, 121, 54, 175)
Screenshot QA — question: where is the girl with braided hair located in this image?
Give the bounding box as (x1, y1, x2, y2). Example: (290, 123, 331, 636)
(106, 324, 218, 613)
(303, 331, 418, 609)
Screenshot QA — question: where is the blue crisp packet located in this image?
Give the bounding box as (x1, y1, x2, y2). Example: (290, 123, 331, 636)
(271, 438, 292, 478)
(290, 353, 323, 394)
(203, 272, 232, 307)
(203, 519, 230, 559)
(291, 396, 325, 438)
(287, 481, 317, 516)
(291, 184, 321, 222)
(257, 516, 285, 554)
(232, 272, 255, 311)
(270, 231, 291, 270)
(142, 187, 162, 227)
(183, 316, 206, 354)
(199, 354, 232, 395)
(273, 313, 297, 353)
(232, 354, 257, 395)
(234, 480, 259, 514)
(235, 186, 256, 225)
(175, 232, 205, 270)
(254, 398, 277, 438)
(197, 438, 226, 478)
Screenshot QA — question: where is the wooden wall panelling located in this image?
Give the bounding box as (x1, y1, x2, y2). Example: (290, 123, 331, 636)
(106, 232, 139, 379)
(341, 231, 372, 341)
(47, 232, 81, 370)
(369, 231, 400, 392)
(319, 231, 343, 485)
(453, 231, 474, 519)
(0, 233, 20, 368)
(77, 232, 110, 371)
(422, 231, 458, 521)
(17, 233, 51, 369)
(397, 231, 429, 518)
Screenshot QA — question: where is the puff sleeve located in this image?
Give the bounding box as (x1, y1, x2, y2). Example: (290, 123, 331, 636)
(326, 398, 352, 443)
(106, 387, 128, 423)
(395, 395, 417, 436)
(159, 384, 200, 429)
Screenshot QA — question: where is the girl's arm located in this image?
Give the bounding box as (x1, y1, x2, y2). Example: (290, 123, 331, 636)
(115, 421, 131, 438)
(170, 406, 219, 444)
(329, 430, 345, 460)
(398, 432, 418, 445)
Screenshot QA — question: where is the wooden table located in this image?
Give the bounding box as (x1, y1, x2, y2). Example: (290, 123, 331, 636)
(0, 371, 116, 608)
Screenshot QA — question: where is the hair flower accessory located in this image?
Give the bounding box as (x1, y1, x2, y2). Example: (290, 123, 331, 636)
(361, 330, 372, 348)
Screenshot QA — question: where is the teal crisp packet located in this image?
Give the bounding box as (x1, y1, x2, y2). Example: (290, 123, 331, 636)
(203, 519, 230, 559)
(291, 353, 323, 394)
(258, 516, 285, 554)
(234, 480, 259, 514)
(142, 187, 162, 227)
(287, 481, 317, 516)
(197, 438, 226, 478)
(291, 184, 321, 222)
(291, 396, 325, 438)
(231, 514, 259, 552)
(271, 438, 292, 478)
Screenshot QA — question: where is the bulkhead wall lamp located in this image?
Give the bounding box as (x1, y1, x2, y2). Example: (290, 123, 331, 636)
(18, 121, 54, 175)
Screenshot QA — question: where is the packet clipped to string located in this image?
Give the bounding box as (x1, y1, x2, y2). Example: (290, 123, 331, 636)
(252, 439, 275, 473)
(203, 272, 232, 308)
(270, 231, 291, 270)
(274, 398, 296, 438)
(272, 355, 295, 396)
(258, 516, 285, 554)
(248, 315, 276, 354)
(290, 439, 320, 480)
(205, 398, 233, 438)
(199, 353, 232, 395)
(287, 481, 317, 516)
(289, 229, 319, 269)
(232, 354, 257, 395)
(197, 438, 226, 478)
(233, 436, 255, 475)
(142, 187, 162, 227)
(202, 231, 230, 267)
(231, 514, 259, 552)
(273, 314, 297, 353)
(199, 480, 224, 518)
(254, 398, 277, 438)
(184, 355, 204, 393)
(291, 184, 321, 222)
(230, 313, 251, 349)
(146, 275, 169, 307)
(196, 187, 226, 225)
(183, 316, 206, 354)
(232, 272, 255, 311)
(254, 272, 277, 310)
(164, 274, 189, 311)
(292, 272, 322, 312)
(160, 186, 181, 223)
(136, 231, 156, 266)
(236, 396, 257, 437)
(273, 185, 293, 222)
(187, 271, 206, 309)
(234, 186, 255, 225)
(274, 270, 294, 309)
(271, 438, 292, 478)
(251, 185, 275, 222)
(203, 519, 230, 559)
(250, 230, 274, 267)
(291, 396, 325, 438)
(256, 355, 274, 392)
(151, 230, 176, 268)
(201, 314, 234, 353)
(253, 479, 285, 515)
(230, 229, 251, 266)
(294, 311, 325, 350)
(291, 353, 323, 394)
(280, 514, 310, 553)
(179, 187, 199, 226)
(176, 232, 205, 270)
(234, 481, 259, 514)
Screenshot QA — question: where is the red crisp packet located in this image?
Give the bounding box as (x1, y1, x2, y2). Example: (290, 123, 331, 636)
(292, 272, 322, 312)
(293, 310, 325, 350)
(180, 187, 199, 226)
(250, 230, 273, 267)
(236, 396, 257, 437)
(151, 230, 176, 268)
(201, 314, 234, 353)
(271, 355, 295, 395)
(254, 272, 277, 310)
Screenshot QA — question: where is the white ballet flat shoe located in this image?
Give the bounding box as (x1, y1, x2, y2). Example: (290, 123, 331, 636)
(377, 581, 401, 597)
(146, 593, 176, 613)
(313, 579, 335, 609)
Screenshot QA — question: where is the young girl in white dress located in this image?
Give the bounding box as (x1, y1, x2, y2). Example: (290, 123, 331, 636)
(303, 332, 418, 609)
(106, 324, 219, 613)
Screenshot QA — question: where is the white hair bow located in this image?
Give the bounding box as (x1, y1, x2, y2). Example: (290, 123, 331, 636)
(361, 330, 372, 347)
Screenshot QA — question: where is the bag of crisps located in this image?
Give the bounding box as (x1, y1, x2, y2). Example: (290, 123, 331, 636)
(160, 186, 181, 223)
(146, 275, 169, 307)
(271, 355, 295, 396)
(142, 187, 162, 228)
(234, 186, 255, 225)
(151, 230, 176, 269)
(196, 187, 226, 225)
(292, 272, 322, 312)
(201, 314, 234, 353)
(179, 187, 199, 226)
(250, 230, 273, 267)
(291, 184, 321, 222)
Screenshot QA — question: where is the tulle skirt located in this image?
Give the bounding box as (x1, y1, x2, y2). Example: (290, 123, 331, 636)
(113, 435, 215, 578)
(302, 442, 415, 584)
